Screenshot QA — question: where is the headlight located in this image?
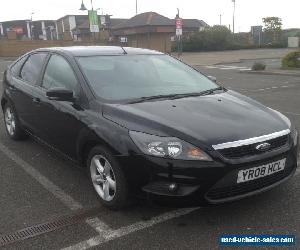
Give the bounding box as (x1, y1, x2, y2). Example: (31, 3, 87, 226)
(129, 131, 212, 161)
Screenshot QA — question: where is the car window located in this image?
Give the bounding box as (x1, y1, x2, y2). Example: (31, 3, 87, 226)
(42, 54, 80, 96)
(11, 55, 28, 77)
(77, 55, 218, 101)
(20, 53, 47, 85)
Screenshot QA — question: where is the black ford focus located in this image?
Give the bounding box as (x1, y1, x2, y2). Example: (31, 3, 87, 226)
(1, 46, 298, 209)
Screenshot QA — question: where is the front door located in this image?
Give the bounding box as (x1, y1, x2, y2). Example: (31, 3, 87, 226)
(31, 54, 86, 158)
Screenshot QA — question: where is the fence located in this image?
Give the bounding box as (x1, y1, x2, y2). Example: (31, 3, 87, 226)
(0, 40, 107, 57)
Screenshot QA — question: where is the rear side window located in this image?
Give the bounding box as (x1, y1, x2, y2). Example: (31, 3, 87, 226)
(11, 55, 28, 77)
(20, 53, 47, 85)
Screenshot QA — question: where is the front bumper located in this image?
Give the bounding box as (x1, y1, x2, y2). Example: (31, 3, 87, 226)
(117, 141, 298, 203)
(205, 152, 297, 203)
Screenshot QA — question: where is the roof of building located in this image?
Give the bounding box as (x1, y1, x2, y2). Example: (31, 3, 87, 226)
(181, 19, 209, 28)
(33, 20, 56, 23)
(0, 19, 56, 24)
(56, 15, 86, 21)
(36, 46, 164, 56)
(110, 18, 128, 27)
(0, 19, 30, 23)
(74, 18, 129, 30)
(112, 12, 174, 29)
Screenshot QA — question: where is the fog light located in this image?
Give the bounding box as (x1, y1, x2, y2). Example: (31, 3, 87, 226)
(168, 183, 178, 192)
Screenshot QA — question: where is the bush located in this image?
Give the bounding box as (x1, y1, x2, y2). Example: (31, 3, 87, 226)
(182, 25, 234, 52)
(282, 51, 300, 68)
(252, 62, 266, 71)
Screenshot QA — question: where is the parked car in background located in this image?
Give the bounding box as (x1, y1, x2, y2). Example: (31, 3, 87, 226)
(1, 46, 298, 209)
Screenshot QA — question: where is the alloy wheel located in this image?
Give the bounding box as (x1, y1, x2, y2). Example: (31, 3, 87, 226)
(5, 107, 16, 136)
(90, 155, 117, 202)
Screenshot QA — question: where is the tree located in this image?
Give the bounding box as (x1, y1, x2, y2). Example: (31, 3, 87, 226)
(262, 17, 283, 43)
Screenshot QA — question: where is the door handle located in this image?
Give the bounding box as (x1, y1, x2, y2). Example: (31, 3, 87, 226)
(32, 97, 41, 104)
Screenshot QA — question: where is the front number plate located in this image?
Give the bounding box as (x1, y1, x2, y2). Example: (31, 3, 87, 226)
(237, 158, 286, 183)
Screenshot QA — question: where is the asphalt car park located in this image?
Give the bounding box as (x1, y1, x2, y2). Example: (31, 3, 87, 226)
(0, 57, 299, 250)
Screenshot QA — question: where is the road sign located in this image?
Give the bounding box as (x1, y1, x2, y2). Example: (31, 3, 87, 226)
(100, 15, 106, 26)
(176, 28, 182, 36)
(175, 18, 183, 29)
(120, 37, 128, 43)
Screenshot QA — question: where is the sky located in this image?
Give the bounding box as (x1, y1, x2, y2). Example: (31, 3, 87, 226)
(0, 0, 299, 32)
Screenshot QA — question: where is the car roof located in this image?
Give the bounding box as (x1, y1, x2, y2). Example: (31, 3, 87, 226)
(35, 46, 164, 57)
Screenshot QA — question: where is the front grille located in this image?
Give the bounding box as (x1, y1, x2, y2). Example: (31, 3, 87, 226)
(206, 166, 293, 201)
(218, 135, 288, 159)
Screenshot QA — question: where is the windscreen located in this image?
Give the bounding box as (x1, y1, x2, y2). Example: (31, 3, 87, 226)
(77, 54, 218, 101)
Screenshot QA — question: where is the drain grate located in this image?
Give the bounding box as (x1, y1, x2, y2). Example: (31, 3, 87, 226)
(0, 207, 102, 247)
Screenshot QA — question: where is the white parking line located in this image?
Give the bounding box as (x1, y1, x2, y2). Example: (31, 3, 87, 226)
(218, 65, 248, 69)
(85, 217, 111, 234)
(62, 207, 199, 250)
(282, 111, 300, 116)
(236, 84, 297, 93)
(205, 65, 251, 71)
(0, 142, 111, 232)
(0, 142, 83, 211)
(0, 61, 13, 63)
(204, 65, 219, 69)
(239, 68, 252, 71)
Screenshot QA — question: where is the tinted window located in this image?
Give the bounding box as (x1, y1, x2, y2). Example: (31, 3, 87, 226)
(20, 53, 47, 85)
(42, 55, 80, 96)
(77, 55, 218, 101)
(11, 55, 28, 77)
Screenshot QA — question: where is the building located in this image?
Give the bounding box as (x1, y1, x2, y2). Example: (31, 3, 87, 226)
(180, 19, 209, 33)
(0, 19, 56, 40)
(0, 12, 208, 52)
(0, 20, 29, 40)
(55, 15, 126, 41)
(111, 12, 208, 52)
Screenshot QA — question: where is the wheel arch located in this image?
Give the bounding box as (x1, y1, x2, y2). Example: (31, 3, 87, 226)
(1, 97, 8, 111)
(77, 136, 120, 168)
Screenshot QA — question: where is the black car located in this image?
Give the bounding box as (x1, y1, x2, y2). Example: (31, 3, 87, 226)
(1, 46, 299, 209)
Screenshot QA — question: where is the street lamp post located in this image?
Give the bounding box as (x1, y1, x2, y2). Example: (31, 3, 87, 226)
(79, 0, 100, 42)
(232, 0, 236, 34)
(30, 12, 34, 40)
(136, 0, 138, 15)
(79, 0, 87, 11)
(175, 8, 183, 57)
(91, 0, 94, 10)
(80, 0, 94, 10)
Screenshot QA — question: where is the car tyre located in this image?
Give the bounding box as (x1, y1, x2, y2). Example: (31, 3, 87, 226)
(3, 102, 27, 140)
(87, 145, 130, 210)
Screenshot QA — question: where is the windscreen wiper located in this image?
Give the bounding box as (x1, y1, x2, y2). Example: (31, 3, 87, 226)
(127, 87, 226, 104)
(127, 94, 183, 104)
(197, 86, 226, 96)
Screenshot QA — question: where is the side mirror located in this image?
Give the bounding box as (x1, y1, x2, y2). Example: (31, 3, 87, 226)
(207, 75, 217, 83)
(46, 87, 74, 102)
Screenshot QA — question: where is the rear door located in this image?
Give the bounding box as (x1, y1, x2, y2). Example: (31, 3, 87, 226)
(9, 53, 48, 132)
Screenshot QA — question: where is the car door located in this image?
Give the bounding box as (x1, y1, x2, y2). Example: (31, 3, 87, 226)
(9, 52, 48, 132)
(31, 53, 86, 159)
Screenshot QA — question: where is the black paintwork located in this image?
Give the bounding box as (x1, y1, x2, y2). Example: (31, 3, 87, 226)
(1, 46, 298, 203)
